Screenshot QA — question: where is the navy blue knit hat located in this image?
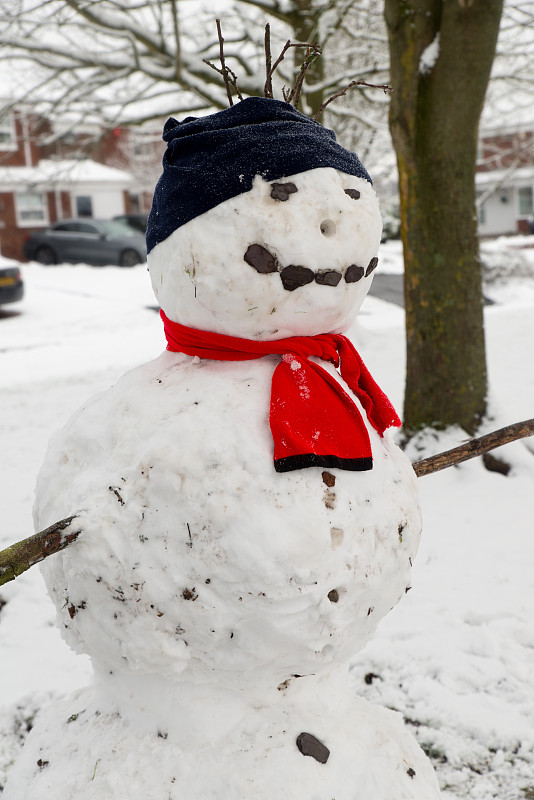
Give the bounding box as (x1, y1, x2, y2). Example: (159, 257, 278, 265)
(146, 96, 372, 254)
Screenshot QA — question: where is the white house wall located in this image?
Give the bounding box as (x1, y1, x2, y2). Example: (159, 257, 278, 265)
(479, 190, 517, 237)
(70, 185, 127, 219)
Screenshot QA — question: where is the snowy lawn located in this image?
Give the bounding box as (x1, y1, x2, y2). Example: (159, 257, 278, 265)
(1, 242, 533, 797)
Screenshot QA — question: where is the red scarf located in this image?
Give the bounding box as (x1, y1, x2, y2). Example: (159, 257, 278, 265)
(161, 311, 400, 473)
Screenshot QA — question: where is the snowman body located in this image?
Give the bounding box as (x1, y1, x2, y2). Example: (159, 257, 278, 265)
(4, 114, 441, 798)
(7, 352, 433, 800)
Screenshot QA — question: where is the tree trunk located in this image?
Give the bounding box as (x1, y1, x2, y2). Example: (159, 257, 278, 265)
(384, 0, 504, 435)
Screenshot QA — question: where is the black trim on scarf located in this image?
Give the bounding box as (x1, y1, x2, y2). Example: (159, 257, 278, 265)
(274, 454, 373, 473)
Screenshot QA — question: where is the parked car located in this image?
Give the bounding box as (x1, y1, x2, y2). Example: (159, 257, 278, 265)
(113, 213, 148, 234)
(0, 258, 24, 306)
(23, 219, 147, 267)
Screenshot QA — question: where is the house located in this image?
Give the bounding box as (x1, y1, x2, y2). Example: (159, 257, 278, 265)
(0, 106, 163, 261)
(476, 124, 534, 237)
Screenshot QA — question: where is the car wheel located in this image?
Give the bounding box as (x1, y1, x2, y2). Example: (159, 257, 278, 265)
(35, 245, 56, 265)
(119, 249, 141, 267)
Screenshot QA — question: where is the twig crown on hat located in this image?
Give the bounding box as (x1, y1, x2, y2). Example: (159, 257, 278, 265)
(146, 20, 393, 254)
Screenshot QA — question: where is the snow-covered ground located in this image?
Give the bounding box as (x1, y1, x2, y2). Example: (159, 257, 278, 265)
(1, 240, 533, 797)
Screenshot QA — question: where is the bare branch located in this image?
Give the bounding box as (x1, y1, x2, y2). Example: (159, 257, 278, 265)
(62, 0, 169, 61)
(265, 39, 322, 107)
(170, 0, 181, 81)
(267, 39, 292, 87)
(202, 60, 243, 104)
(264, 23, 273, 98)
(412, 419, 534, 477)
(287, 43, 322, 109)
(216, 18, 233, 106)
(0, 516, 81, 587)
(314, 79, 393, 120)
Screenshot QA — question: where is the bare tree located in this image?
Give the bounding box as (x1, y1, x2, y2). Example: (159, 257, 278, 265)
(0, 0, 390, 133)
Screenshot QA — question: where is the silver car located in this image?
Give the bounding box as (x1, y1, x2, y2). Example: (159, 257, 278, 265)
(23, 218, 147, 267)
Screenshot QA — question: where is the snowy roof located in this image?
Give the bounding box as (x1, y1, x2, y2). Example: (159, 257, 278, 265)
(0, 159, 133, 190)
(476, 165, 534, 187)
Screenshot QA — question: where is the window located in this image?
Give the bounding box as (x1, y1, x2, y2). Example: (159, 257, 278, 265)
(129, 193, 141, 213)
(15, 192, 48, 226)
(518, 186, 533, 216)
(53, 221, 98, 234)
(131, 133, 158, 162)
(476, 193, 486, 225)
(0, 111, 16, 149)
(77, 222, 99, 234)
(54, 222, 81, 232)
(76, 195, 93, 217)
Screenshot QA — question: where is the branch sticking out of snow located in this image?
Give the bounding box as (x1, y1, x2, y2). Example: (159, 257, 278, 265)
(0, 516, 82, 587)
(1, 422, 532, 587)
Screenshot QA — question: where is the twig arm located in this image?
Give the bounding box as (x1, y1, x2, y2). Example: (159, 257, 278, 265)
(412, 419, 534, 477)
(0, 422, 532, 587)
(0, 516, 81, 587)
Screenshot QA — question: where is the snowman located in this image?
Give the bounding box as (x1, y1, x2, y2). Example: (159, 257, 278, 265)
(5, 97, 441, 799)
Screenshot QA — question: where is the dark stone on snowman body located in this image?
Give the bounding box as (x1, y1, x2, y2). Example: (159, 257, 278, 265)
(321, 471, 336, 487)
(270, 182, 298, 201)
(280, 265, 315, 291)
(364, 672, 381, 685)
(296, 732, 330, 764)
(344, 264, 365, 283)
(315, 270, 342, 286)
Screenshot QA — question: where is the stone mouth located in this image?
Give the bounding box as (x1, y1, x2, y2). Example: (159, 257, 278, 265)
(244, 244, 378, 292)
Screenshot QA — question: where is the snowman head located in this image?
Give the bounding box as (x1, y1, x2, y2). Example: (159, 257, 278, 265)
(147, 97, 382, 340)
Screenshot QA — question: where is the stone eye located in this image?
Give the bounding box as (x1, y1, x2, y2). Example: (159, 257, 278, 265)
(244, 244, 278, 273)
(270, 182, 298, 201)
(344, 189, 361, 200)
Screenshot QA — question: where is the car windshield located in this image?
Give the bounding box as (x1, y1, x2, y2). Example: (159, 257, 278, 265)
(100, 220, 139, 238)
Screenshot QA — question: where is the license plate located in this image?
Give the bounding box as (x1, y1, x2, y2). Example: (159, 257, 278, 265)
(0, 276, 16, 287)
